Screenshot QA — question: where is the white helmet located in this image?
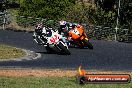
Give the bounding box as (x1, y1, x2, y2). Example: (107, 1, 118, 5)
(59, 20, 67, 25)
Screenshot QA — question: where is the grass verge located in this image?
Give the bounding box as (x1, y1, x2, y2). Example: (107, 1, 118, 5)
(0, 76, 131, 88)
(0, 69, 131, 88)
(0, 44, 26, 60)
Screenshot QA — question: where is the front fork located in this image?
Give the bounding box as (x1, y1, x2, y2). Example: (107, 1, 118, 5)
(60, 37, 69, 48)
(55, 41, 68, 52)
(33, 32, 45, 44)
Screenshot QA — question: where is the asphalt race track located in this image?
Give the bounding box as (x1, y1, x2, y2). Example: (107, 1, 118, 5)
(0, 29, 132, 71)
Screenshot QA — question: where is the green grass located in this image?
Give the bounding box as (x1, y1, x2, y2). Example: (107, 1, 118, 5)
(0, 44, 26, 60)
(0, 76, 131, 88)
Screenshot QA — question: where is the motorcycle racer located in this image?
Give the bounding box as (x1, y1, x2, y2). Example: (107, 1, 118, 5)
(68, 23, 87, 40)
(33, 23, 46, 45)
(67, 22, 93, 49)
(58, 19, 69, 35)
(33, 22, 55, 45)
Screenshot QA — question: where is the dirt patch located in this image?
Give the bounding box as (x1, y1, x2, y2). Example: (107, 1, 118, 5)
(7, 22, 34, 32)
(0, 69, 76, 77)
(0, 68, 131, 77)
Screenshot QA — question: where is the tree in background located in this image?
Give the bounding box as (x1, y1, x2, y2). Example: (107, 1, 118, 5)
(95, 0, 116, 12)
(5, 0, 132, 30)
(95, 0, 132, 29)
(18, 0, 75, 20)
(66, 1, 96, 24)
(119, 0, 132, 29)
(94, 0, 117, 26)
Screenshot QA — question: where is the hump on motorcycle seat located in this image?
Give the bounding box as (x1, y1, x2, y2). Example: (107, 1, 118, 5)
(46, 29, 52, 37)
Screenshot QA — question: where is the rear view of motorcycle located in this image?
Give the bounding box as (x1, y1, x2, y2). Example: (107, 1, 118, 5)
(33, 23, 71, 55)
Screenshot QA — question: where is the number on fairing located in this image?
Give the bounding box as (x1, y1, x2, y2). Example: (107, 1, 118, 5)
(72, 28, 79, 35)
(50, 35, 58, 42)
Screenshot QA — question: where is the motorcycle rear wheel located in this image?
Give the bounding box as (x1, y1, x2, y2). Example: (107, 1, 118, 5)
(82, 39, 93, 49)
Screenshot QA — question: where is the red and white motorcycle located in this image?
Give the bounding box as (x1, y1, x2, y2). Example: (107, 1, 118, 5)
(33, 26, 71, 55)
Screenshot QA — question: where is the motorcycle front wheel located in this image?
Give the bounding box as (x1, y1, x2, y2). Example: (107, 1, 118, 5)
(57, 42, 71, 55)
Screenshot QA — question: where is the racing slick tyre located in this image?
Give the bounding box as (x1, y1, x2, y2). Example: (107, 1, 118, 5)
(83, 39, 93, 49)
(58, 42, 71, 55)
(87, 41, 93, 49)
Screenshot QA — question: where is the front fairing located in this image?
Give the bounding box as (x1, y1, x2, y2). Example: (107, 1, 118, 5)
(46, 31, 60, 45)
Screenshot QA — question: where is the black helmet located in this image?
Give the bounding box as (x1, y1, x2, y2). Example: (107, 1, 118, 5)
(35, 23, 43, 34)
